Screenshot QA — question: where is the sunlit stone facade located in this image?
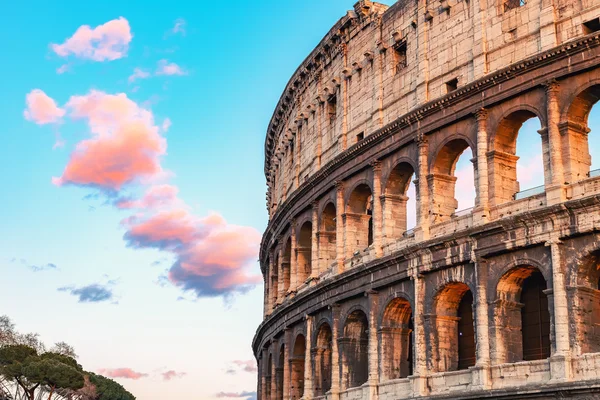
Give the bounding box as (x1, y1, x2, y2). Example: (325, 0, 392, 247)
(253, 0, 600, 398)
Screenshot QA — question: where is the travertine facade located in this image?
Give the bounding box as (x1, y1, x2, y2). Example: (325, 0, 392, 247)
(253, 0, 600, 398)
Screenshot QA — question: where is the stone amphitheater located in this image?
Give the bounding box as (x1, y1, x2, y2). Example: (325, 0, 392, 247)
(252, 0, 600, 398)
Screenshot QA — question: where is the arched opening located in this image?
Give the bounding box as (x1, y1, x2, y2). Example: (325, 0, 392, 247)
(313, 323, 333, 396)
(383, 163, 416, 241)
(430, 139, 476, 224)
(276, 345, 285, 400)
(297, 222, 312, 284)
(271, 256, 279, 306)
(266, 353, 273, 400)
(290, 335, 306, 400)
(572, 249, 600, 354)
(431, 282, 476, 372)
(564, 85, 600, 183)
(318, 203, 337, 272)
(381, 297, 413, 380)
(341, 310, 369, 389)
(346, 184, 373, 258)
(490, 110, 545, 204)
(282, 238, 291, 294)
(494, 266, 550, 363)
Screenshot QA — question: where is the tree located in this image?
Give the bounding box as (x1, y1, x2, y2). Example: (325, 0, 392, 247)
(0, 344, 39, 400)
(88, 373, 135, 400)
(50, 342, 77, 359)
(22, 358, 84, 400)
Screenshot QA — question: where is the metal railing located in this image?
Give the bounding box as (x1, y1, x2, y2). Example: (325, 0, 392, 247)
(403, 228, 416, 237)
(514, 185, 545, 200)
(453, 207, 474, 218)
(589, 168, 600, 178)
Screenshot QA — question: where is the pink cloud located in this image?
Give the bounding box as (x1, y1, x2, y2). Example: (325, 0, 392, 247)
(216, 392, 256, 399)
(52, 91, 166, 191)
(156, 59, 186, 76)
(231, 360, 257, 373)
(23, 89, 65, 125)
(162, 118, 172, 132)
(116, 184, 180, 210)
(170, 19, 186, 36)
(128, 68, 150, 84)
(98, 368, 148, 380)
(161, 370, 186, 381)
(56, 64, 70, 74)
(51, 17, 132, 61)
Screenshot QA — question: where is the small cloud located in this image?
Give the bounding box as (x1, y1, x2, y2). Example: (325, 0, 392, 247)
(29, 263, 58, 272)
(166, 19, 186, 37)
(162, 118, 171, 133)
(98, 368, 148, 380)
(216, 392, 256, 400)
(56, 64, 70, 74)
(128, 68, 151, 84)
(227, 360, 257, 374)
(156, 59, 186, 76)
(51, 17, 132, 62)
(24, 89, 65, 125)
(161, 370, 186, 381)
(58, 283, 114, 303)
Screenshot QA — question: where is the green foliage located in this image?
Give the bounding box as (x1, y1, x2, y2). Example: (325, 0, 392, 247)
(40, 352, 82, 371)
(0, 344, 38, 380)
(88, 373, 136, 400)
(23, 358, 84, 391)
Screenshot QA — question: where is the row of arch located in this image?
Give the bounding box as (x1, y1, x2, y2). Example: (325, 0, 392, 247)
(263, 265, 567, 399)
(265, 82, 600, 311)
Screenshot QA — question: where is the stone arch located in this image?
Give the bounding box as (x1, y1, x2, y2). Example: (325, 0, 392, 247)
(290, 334, 306, 400)
(341, 309, 369, 389)
(561, 83, 600, 183)
(318, 202, 337, 272)
(313, 321, 333, 396)
(380, 297, 413, 380)
(492, 265, 551, 364)
(429, 138, 476, 223)
(430, 282, 475, 372)
(571, 248, 600, 354)
(297, 221, 312, 284)
(345, 183, 374, 257)
(488, 108, 545, 205)
(382, 162, 416, 241)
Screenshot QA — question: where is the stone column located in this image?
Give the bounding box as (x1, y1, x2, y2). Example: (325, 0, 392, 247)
(547, 238, 572, 380)
(261, 348, 268, 400)
(268, 255, 275, 314)
(290, 220, 298, 293)
(311, 203, 319, 280)
(304, 316, 314, 399)
(415, 134, 430, 241)
(371, 162, 383, 257)
(272, 339, 279, 399)
(277, 247, 285, 304)
(283, 329, 291, 400)
(474, 109, 490, 224)
(409, 262, 428, 396)
(335, 182, 345, 274)
(330, 304, 341, 400)
(472, 255, 491, 389)
(545, 81, 565, 205)
(367, 290, 380, 400)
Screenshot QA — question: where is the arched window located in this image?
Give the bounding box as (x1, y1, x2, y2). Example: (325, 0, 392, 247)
(494, 266, 550, 363)
(490, 110, 544, 204)
(564, 85, 600, 182)
(318, 203, 337, 272)
(341, 310, 369, 389)
(271, 256, 279, 306)
(346, 184, 373, 257)
(297, 222, 312, 284)
(430, 139, 476, 223)
(432, 282, 476, 372)
(276, 345, 285, 400)
(282, 238, 291, 294)
(381, 297, 413, 380)
(314, 323, 333, 396)
(291, 335, 306, 400)
(383, 163, 416, 241)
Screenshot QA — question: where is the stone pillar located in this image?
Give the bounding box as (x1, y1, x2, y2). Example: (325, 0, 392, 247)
(330, 304, 341, 400)
(268, 255, 275, 313)
(381, 194, 409, 243)
(261, 348, 268, 400)
(545, 81, 566, 205)
(278, 248, 285, 304)
(409, 263, 428, 396)
(290, 220, 298, 293)
(335, 182, 345, 274)
(311, 203, 319, 280)
(472, 256, 491, 389)
(272, 339, 279, 399)
(304, 316, 314, 399)
(367, 290, 380, 400)
(547, 238, 572, 380)
(283, 329, 291, 400)
(371, 162, 383, 257)
(474, 109, 490, 224)
(559, 121, 591, 184)
(415, 134, 430, 241)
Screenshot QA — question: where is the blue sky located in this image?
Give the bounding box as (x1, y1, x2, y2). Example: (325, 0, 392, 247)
(0, 1, 599, 400)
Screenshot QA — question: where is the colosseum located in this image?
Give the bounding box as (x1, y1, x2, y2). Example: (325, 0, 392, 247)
(252, 0, 600, 398)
